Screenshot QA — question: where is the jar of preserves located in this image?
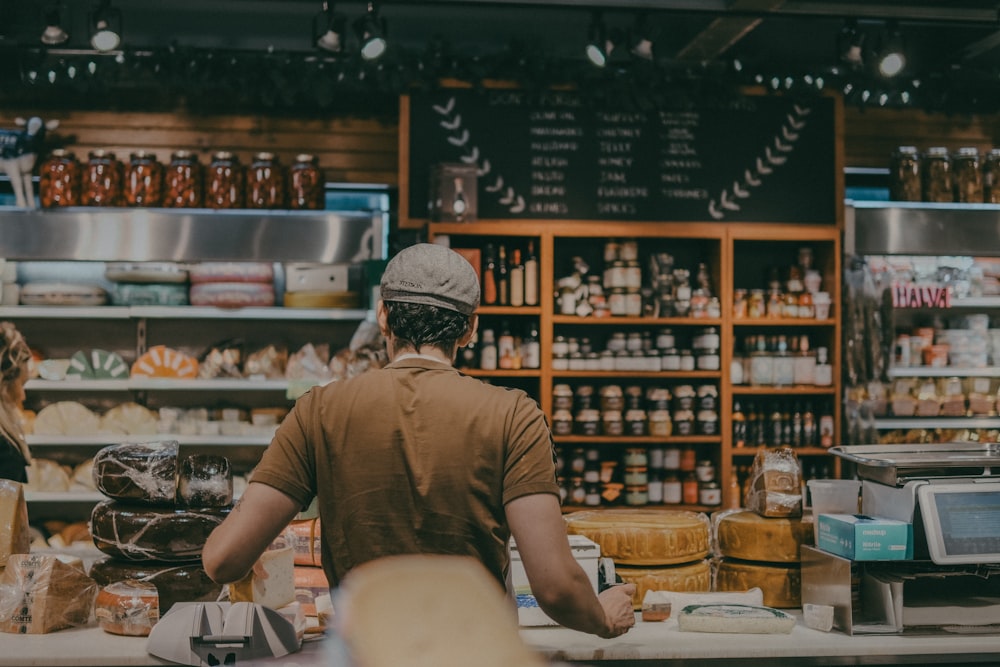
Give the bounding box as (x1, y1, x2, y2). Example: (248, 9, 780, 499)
(82, 150, 123, 206)
(985, 149, 1000, 203)
(207, 151, 245, 209)
(574, 385, 595, 411)
(888, 146, 921, 201)
(648, 409, 671, 437)
(695, 459, 716, 483)
(624, 448, 648, 468)
(748, 289, 766, 319)
(921, 146, 953, 202)
(124, 151, 163, 207)
(602, 410, 623, 436)
(599, 385, 624, 412)
(953, 147, 983, 203)
(248, 152, 286, 209)
(38, 149, 80, 208)
(552, 384, 574, 410)
(699, 481, 722, 506)
(552, 409, 573, 436)
(662, 473, 682, 504)
(625, 409, 648, 436)
(289, 153, 324, 210)
(164, 150, 203, 208)
(682, 473, 700, 505)
(575, 409, 601, 436)
(625, 485, 649, 506)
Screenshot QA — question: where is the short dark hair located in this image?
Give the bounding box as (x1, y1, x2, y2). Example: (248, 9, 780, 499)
(384, 301, 471, 351)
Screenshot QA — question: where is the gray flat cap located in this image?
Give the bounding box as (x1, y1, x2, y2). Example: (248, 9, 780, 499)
(380, 243, 480, 315)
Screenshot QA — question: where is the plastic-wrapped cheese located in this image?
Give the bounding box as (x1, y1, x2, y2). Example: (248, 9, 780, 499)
(715, 558, 802, 609)
(177, 454, 233, 507)
(564, 509, 711, 566)
(714, 510, 813, 563)
(615, 560, 711, 610)
(744, 447, 802, 518)
(90, 499, 230, 562)
(0, 480, 30, 567)
(0, 554, 98, 634)
(88, 556, 222, 613)
(283, 518, 322, 567)
(92, 441, 179, 504)
(677, 604, 796, 634)
(95, 579, 160, 636)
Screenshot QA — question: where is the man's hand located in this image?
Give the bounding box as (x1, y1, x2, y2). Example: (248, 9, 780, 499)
(596, 583, 637, 638)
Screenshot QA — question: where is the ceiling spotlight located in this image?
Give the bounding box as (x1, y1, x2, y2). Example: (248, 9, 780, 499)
(40, 4, 69, 46)
(876, 21, 906, 78)
(585, 12, 614, 67)
(89, 0, 122, 52)
(354, 2, 387, 61)
(314, 1, 346, 53)
(837, 19, 865, 68)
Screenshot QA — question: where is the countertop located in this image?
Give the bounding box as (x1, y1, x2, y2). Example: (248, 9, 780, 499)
(2, 615, 1000, 666)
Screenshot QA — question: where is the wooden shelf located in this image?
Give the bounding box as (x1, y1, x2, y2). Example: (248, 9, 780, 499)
(560, 503, 721, 514)
(552, 316, 722, 326)
(554, 435, 722, 445)
(732, 318, 835, 327)
(552, 370, 721, 379)
(460, 369, 541, 378)
(476, 306, 542, 316)
(732, 385, 837, 395)
(731, 447, 832, 456)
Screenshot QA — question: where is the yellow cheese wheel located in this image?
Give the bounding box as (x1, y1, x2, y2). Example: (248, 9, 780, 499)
(564, 509, 711, 566)
(616, 560, 711, 610)
(715, 558, 801, 609)
(715, 510, 813, 563)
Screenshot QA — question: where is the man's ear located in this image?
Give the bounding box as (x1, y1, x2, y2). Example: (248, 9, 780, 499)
(458, 314, 478, 347)
(376, 300, 390, 337)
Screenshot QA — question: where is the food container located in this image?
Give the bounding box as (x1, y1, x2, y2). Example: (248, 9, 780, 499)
(124, 151, 164, 207)
(953, 147, 983, 203)
(207, 151, 245, 209)
(921, 146, 953, 202)
(888, 146, 921, 201)
(248, 152, 286, 209)
(163, 150, 203, 208)
(289, 153, 325, 210)
(38, 149, 81, 207)
(985, 148, 1000, 203)
(82, 149, 123, 206)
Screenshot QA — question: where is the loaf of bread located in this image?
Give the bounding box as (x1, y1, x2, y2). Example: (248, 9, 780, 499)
(615, 560, 711, 610)
(714, 510, 813, 563)
(95, 579, 160, 636)
(715, 558, 801, 609)
(88, 556, 222, 613)
(89, 499, 229, 561)
(0, 480, 30, 567)
(744, 447, 803, 518)
(564, 509, 711, 565)
(0, 554, 97, 634)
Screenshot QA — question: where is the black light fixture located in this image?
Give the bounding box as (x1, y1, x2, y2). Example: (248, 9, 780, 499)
(354, 2, 387, 61)
(314, 1, 347, 53)
(89, 0, 122, 52)
(876, 21, 906, 78)
(585, 12, 613, 67)
(40, 3, 69, 46)
(837, 19, 865, 68)
(629, 13, 658, 61)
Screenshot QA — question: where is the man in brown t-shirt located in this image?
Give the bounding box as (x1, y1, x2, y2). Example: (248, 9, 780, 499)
(203, 243, 635, 639)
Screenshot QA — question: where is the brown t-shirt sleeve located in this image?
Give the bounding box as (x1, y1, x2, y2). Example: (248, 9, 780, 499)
(502, 391, 559, 505)
(249, 389, 318, 510)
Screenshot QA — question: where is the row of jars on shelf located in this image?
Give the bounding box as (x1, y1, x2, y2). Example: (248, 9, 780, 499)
(731, 334, 834, 387)
(552, 383, 719, 437)
(889, 145, 1000, 204)
(37, 149, 325, 210)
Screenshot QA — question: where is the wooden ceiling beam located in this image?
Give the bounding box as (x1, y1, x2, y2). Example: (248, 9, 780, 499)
(674, 0, 787, 62)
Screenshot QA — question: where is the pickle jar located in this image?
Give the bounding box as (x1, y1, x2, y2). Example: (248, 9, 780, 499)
(248, 152, 286, 209)
(164, 150, 204, 208)
(124, 150, 164, 207)
(953, 147, 983, 203)
(37, 149, 80, 208)
(921, 146, 953, 203)
(289, 153, 324, 210)
(82, 149, 123, 207)
(207, 151, 245, 209)
(985, 149, 1000, 204)
(888, 146, 921, 201)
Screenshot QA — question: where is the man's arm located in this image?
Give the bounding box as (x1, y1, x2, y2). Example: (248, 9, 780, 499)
(202, 481, 302, 584)
(506, 493, 635, 638)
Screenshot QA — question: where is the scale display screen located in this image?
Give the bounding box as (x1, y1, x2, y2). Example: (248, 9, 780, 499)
(918, 483, 1000, 564)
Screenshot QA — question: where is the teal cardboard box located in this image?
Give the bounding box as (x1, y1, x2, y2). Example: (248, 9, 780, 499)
(817, 514, 913, 561)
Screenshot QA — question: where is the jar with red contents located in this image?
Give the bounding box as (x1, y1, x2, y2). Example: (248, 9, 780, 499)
(207, 151, 245, 209)
(163, 150, 204, 208)
(289, 153, 324, 210)
(247, 152, 286, 209)
(82, 149, 123, 207)
(37, 149, 81, 208)
(124, 151, 164, 207)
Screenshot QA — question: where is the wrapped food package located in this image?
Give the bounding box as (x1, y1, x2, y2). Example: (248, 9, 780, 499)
(198, 339, 244, 379)
(90, 499, 230, 562)
(228, 546, 296, 610)
(282, 517, 322, 567)
(177, 454, 233, 508)
(0, 479, 30, 567)
(564, 509, 711, 566)
(92, 441, 180, 504)
(65, 349, 129, 380)
(244, 344, 288, 380)
(95, 579, 160, 636)
(744, 447, 802, 518)
(88, 556, 222, 613)
(131, 345, 199, 379)
(0, 554, 98, 634)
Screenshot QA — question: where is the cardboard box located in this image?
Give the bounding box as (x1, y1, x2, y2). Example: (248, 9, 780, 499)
(817, 514, 913, 561)
(510, 535, 600, 626)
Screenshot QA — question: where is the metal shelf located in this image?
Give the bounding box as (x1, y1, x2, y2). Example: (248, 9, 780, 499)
(873, 418, 1000, 430)
(887, 366, 1000, 378)
(0, 305, 372, 321)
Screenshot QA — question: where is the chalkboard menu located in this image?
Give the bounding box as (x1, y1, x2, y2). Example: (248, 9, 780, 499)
(402, 89, 838, 225)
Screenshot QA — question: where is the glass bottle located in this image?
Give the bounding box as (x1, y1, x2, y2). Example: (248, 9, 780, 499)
(124, 150, 164, 207)
(793, 334, 816, 385)
(524, 240, 539, 306)
(921, 146, 953, 203)
(289, 153, 325, 210)
(37, 149, 80, 208)
(82, 149, 123, 206)
(207, 151, 246, 209)
(985, 149, 1000, 203)
(497, 244, 509, 306)
(247, 151, 286, 209)
(163, 150, 203, 208)
(482, 243, 498, 306)
(953, 147, 983, 203)
(814, 347, 833, 386)
(888, 145, 921, 201)
(479, 328, 498, 370)
(732, 400, 747, 448)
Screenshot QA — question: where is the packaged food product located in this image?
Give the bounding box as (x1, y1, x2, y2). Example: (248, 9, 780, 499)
(743, 447, 802, 518)
(92, 441, 180, 504)
(888, 146, 921, 201)
(82, 149, 123, 206)
(207, 151, 246, 209)
(289, 153, 324, 210)
(247, 151, 286, 209)
(88, 556, 222, 613)
(163, 150, 204, 208)
(90, 499, 230, 561)
(37, 149, 81, 207)
(124, 150, 164, 207)
(95, 579, 160, 636)
(0, 554, 97, 634)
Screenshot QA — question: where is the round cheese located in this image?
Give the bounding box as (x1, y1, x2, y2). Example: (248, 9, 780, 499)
(564, 509, 711, 566)
(89, 499, 229, 562)
(99, 402, 159, 436)
(95, 579, 160, 636)
(130, 345, 198, 379)
(715, 510, 813, 563)
(715, 558, 801, 609)
(88, 557, 222, 613)
(615, 560, 711, 610)
(33, 401, 100, 436)
(92, 441, 179, 504)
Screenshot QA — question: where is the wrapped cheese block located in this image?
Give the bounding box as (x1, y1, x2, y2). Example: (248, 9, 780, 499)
(131, 345, 199, 379)
(99, 402, 159, 436)
(90, 499, 230, 561)
(615, 560, 711, 610)
(95, 579, 160, 636)
(110, 283, 189, 307)
(177, 454, 233, 507)
(715, 558, 802, 609)
(714, 510, 813, 563)
(744, 447, 802, 518)
(283, 517, 322, 567)
(0, 554, 98, 634)
(564, 509, 711, 566)
(189, 262, 274, 284)
(229, 546, 295, 610)
(33, 401, 101, 436)
(677, 604, 796, 634)
(189, 282, 276, 308)
(0, 480, 30, 567)
(88, 556, 222, 613)
(92, 441, 180, 504)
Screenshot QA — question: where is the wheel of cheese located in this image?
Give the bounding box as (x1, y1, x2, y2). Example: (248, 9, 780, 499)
(89, 499, 230, 562)
(33, 401, 101, 436)
(66, 349, 129, 381)
(564, 509, 711, 566)
(19, 282, 108, 306)
(130, 345, 199, 379)
(92, 441, 180, 504)
(99, 402, 159, 436)
(715, 511, 813, 563)
(715, 557, 801, 609)
(189, 282, 275, 308)
(95, 579, 160, 636)
(284, 290, 360, 309)
(615, 560, 711, 610)
(189, 262, 274, 284)
(88, 556, 222, 613)
(25, 458, 72, 492)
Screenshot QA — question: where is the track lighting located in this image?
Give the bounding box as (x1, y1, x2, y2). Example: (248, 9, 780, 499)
(837, 19, 865, 68)
(585, 12, 613, 67)
(40, 4, 69, 46)
(89, 0, 122, 52)
(354, 2, 387, 61)
(876, 21, 906, 78)
(629, 14, 658, 61)
(314, 1, 346, 53)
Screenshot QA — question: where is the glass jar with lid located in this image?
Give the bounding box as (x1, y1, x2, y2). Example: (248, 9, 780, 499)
(953, 147, 983, 203)
(289, 153, 325, 210)
(124, 151, 164, 207)
(38, 149, 80, 208)
(888, 146, 921, 201)
(985, 149, 1000, 203)
(921, 146, 953, 202)
(207, 151, 246, 209)
(248, 152, 286, 209)
(164, 150, 204, 208)
(82, 149, 123, 206)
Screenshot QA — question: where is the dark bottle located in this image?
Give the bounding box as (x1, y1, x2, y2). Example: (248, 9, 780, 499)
(498, 244, 510, 306)
(524, 240, 539, 306)
(483, 244, 498, 306)
(803, 402, 817, 446)
(769, 403, 783, 447)
(458, 330, 479, 370)
(791, 403, 803, 448)
(732, 400, 747, 448)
